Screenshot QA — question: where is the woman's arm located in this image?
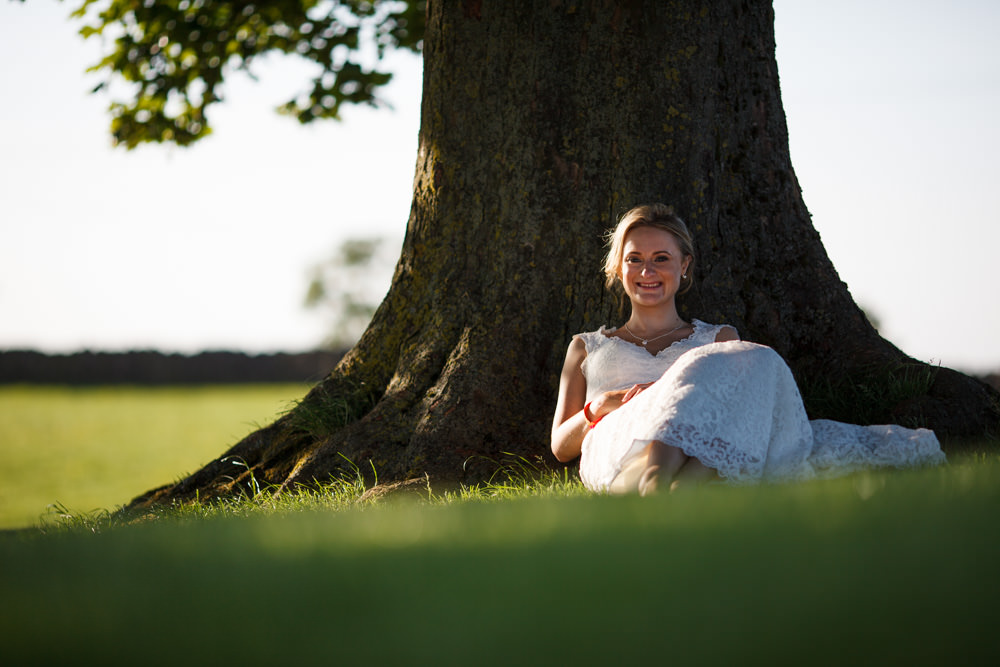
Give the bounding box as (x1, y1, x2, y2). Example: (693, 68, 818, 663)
(550, 337, 591, 462)
(550, 337, 640, 462)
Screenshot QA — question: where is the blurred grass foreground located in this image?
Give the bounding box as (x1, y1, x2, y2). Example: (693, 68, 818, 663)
(0, 384, 1000, 665)
(1, 382, 998, 664)
(1, 455, 998, 665)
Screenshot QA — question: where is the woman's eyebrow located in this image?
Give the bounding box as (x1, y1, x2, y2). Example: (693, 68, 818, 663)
(625, 249, 673, 256)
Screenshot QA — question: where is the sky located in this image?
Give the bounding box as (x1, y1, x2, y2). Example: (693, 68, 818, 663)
(1, 1, 998, 373)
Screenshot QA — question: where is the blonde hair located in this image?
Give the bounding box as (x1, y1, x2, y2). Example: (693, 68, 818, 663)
(603, 203, 695, 293)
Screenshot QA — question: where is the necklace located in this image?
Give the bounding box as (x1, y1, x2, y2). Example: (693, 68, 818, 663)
(623, 320, 687, 347)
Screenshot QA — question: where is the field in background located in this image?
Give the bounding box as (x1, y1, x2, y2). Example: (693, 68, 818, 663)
(0, 384, 308, 529)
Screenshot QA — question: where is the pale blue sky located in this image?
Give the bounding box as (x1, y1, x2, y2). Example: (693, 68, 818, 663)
(1, 1, 998, 372)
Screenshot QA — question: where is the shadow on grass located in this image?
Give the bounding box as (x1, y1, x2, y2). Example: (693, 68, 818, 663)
(1, 454, 997, 665)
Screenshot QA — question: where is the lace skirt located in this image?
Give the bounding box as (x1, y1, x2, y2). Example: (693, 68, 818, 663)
(579, 342, 945, 493)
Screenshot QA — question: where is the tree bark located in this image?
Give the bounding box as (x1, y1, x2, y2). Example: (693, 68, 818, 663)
(131, 0, 998, 508)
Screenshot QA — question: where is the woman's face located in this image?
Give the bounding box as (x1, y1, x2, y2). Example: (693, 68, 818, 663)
(620, 226, 691, 308)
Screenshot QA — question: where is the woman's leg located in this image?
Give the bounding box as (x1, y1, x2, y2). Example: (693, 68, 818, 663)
(637, 441, 689, 496)
(669, 457, 720, 492)
(638, 442, 720, 495)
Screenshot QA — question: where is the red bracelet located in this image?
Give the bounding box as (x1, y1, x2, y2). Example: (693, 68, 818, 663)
(583, 401, 603, 429)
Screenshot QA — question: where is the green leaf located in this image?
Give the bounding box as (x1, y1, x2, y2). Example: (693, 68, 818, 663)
(67, 0, 427, 148)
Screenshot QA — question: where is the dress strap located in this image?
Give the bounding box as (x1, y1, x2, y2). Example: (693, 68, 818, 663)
(576, 326, 614, 355)
(690, 319, 736, 343)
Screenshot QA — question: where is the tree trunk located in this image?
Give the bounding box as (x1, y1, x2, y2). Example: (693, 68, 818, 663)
(131, 0, 998, 507)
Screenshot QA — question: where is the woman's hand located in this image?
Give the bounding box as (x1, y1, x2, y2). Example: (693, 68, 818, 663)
(622, 382, 653, 403)
(588, 382, 653, 420)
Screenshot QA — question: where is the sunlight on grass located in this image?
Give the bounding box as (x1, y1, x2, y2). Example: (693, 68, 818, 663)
(1, 382, 997, 664)
(0, 384, 308, 529)
(1, 453, 997, 665)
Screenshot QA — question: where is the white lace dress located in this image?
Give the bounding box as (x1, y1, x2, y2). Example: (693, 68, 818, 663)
(577, 320, 946, 492)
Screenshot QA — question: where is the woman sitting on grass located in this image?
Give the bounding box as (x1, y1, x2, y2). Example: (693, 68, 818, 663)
(550, 203, 945, 495)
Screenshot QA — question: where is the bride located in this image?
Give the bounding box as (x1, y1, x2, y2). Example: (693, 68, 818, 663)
(550, 203, 945, 494)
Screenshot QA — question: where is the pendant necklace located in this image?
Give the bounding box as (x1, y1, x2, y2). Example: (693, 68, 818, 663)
(624, 321, 686, 347)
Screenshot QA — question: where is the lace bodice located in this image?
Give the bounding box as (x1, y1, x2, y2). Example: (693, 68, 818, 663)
(577, 319, 729, 402)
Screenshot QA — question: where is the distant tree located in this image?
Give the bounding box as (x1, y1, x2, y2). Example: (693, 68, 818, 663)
(51, 1, 997, 505)
(304, 236, 397, 348)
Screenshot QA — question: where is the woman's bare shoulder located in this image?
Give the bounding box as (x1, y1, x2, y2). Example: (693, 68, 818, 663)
(714, 325, 740, 342)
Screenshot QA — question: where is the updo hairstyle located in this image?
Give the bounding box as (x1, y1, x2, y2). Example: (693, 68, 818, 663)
(603, 203, 695, 294)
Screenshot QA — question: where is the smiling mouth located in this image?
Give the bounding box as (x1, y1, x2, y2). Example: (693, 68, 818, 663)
(636, 282, 661, 288)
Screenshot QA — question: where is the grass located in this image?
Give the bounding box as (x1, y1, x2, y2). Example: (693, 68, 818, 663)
(1, 385, 998, 664)
(798, 360, 939, 426)
(1, 454, 998, 665)
(285, 374, 380, 438)
(0, 384, 309, 529)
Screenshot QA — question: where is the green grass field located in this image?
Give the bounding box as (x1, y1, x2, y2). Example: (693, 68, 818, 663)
(0, 384, 308, 529)
(1, 385, 997, 665)
(2, 459, 998, 665)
